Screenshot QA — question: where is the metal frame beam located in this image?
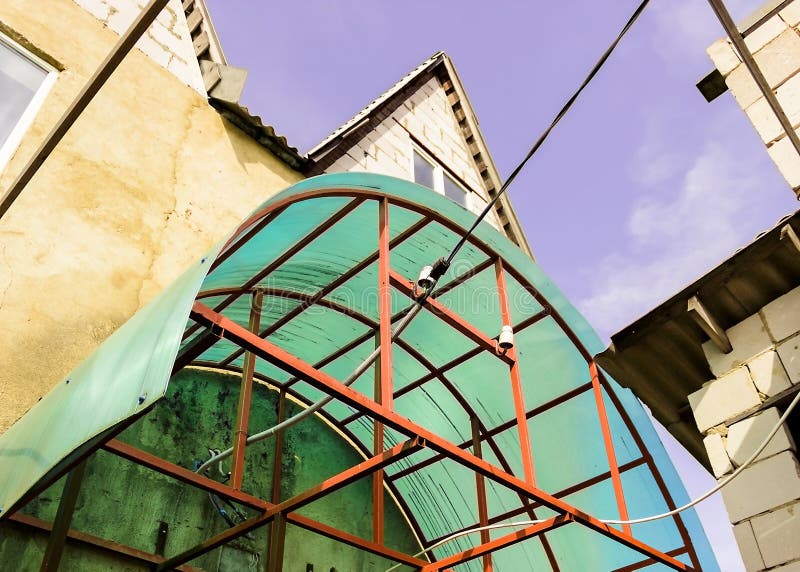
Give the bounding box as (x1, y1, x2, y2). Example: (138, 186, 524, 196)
(188, 300, 692, 571)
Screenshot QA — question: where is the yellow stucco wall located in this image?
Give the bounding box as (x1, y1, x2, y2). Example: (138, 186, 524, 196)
(0, 0, 303, 433)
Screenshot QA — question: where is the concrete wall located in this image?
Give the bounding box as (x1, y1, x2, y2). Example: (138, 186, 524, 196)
(326, 77, 502, 229)
(707, 2, 800, 195)
(0, 369, 420, 570)
(0, 0, 302, 435)
(692, 286, 800, 571)
(72, 0, 206, 92)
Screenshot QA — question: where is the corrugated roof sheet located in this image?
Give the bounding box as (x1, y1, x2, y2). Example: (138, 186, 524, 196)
(209, 97, 308, 171)
(597, 209, 800, 468)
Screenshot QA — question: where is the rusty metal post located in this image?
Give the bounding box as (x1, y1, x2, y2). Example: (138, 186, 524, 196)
(471, 417, 493, 572)
(589, 362, 631, 535)
(267, 389, 287, 572)
(495, 259, 536, 486)
(372, 198, 393, 545)
(230, 288, 264, 490)
(40, 460, 87, 571)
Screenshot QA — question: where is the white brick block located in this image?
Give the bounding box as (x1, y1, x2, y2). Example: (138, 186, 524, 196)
(751, 500, 800, 568)
(746, 97, 784, 143)
(689, 367, 761, 432)
(733, 520, 766, 572)
(755, 29, 800, 88)
(777, 73, 800, 131)
(768, 133, 800, 188)
(106, 1, 140, 35)
(748, 350, 792, 396)
(703, 314, 772, 376)
(727, 64, 763, 109)
(781, 3, 800, 27)
(778, 334, 800, 382)
(745, 16, 788, 53)
(148, 20, 185, 58)
(705, 433, 734, 477)
(74, 0, 111, 22)
(135, 33, 171, 68)
(727, 408, 796, 466)
(721, 451, 800, 522)
(762, 286, 800, 341)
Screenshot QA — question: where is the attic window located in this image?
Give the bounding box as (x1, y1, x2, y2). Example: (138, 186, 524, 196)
(412, 148, 469, 208)
(0, 34, 56, 169)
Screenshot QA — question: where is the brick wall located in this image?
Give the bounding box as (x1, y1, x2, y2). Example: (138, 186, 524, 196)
(327, 77, 501, 230)
(692, 286, 800, 571)
(73, 0, 205, 93)
(707, 3, 800, 194)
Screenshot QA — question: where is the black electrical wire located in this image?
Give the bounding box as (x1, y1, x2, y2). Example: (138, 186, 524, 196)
(445, 0, 651, 266)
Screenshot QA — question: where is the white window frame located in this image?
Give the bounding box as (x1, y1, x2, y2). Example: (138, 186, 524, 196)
(410, 145, 471, 210)
(0, 33, 58, 173)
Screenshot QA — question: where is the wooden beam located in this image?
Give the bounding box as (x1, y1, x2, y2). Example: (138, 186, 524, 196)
(687, 295, 731, 353)
(780, 224, 800, 255)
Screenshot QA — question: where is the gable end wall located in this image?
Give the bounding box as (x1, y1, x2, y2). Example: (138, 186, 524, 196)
(326, 77, 501, 230)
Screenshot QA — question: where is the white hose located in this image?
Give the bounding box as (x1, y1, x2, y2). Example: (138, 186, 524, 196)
(385, 389, 800, 570)
(196, 297, 425, 475)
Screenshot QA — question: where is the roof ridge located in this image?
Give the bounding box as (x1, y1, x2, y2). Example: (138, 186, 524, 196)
(306, 51, 446, 156)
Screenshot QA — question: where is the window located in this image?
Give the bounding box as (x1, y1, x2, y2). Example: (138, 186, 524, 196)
(0, 35, 56, 169)
(412, 148, 469, 208)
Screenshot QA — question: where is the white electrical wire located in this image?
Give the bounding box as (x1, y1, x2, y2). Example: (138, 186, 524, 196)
(602, 388, 800, 525)
(196, 293, 427, 476)
(384, 389, 800, 570)
(385, 519, 548, 572)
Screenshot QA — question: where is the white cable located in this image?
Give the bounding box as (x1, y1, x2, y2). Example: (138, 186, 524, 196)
(196, 289, 428, 475)
(384, 389, 800, 570)
(602, 388, 800, 525)
(384, 519, 547, 572)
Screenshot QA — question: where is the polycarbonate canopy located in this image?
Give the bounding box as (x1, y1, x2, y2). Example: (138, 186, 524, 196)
(0, 173, 717, 570)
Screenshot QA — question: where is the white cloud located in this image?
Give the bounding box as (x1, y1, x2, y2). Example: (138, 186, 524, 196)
(578, 138, 765, 338)
(650, 0, 763, 70)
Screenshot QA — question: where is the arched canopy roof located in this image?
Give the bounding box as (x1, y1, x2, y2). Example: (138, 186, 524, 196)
(0, 173, 717, 570)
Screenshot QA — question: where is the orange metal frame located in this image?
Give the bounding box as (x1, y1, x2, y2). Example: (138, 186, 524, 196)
(4, 188, 702, 571)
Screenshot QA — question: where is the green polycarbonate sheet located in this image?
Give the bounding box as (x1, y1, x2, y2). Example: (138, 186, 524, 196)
(0, 172, 718, 570)
(0, 246, 220, 517)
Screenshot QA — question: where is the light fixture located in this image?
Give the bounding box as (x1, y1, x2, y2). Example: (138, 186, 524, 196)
(498, 325, 514, 351)
(417, 265, 435, 290)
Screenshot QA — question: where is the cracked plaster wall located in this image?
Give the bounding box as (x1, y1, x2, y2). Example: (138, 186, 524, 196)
(72, 0, 206, 93)
(0, 0, 302, 434)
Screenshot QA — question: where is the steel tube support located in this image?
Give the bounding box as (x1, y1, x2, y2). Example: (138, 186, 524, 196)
(373, 198, 393, 545)
(188, 301, 691, 571)
(103, 439, 269, 511)
(267, 389, 287, 572)
(421, 515, 573, 571)
(230, 289, 264, 490)
(0, 0, 170, 219)
(40, 460, 87, 572)
(156, 438, 424, 570)
(10, 513, 200, 572)
(495, 259, 536, 486)
(471, 417, 493, 572)
(590, 361, 631, 535)
(389, 270, 515, 366)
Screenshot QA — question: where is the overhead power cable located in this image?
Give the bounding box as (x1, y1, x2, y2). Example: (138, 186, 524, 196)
(198, 0, 652, 532)
(446, 0, 651, 266)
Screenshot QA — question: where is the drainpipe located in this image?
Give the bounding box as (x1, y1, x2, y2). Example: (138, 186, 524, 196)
(0, 0, 171, 220)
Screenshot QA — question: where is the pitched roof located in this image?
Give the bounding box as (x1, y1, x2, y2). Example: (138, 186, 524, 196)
(306, 51, 534, 259)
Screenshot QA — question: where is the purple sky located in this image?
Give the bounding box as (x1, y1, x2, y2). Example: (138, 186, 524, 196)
(206, 1, 798, 569)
